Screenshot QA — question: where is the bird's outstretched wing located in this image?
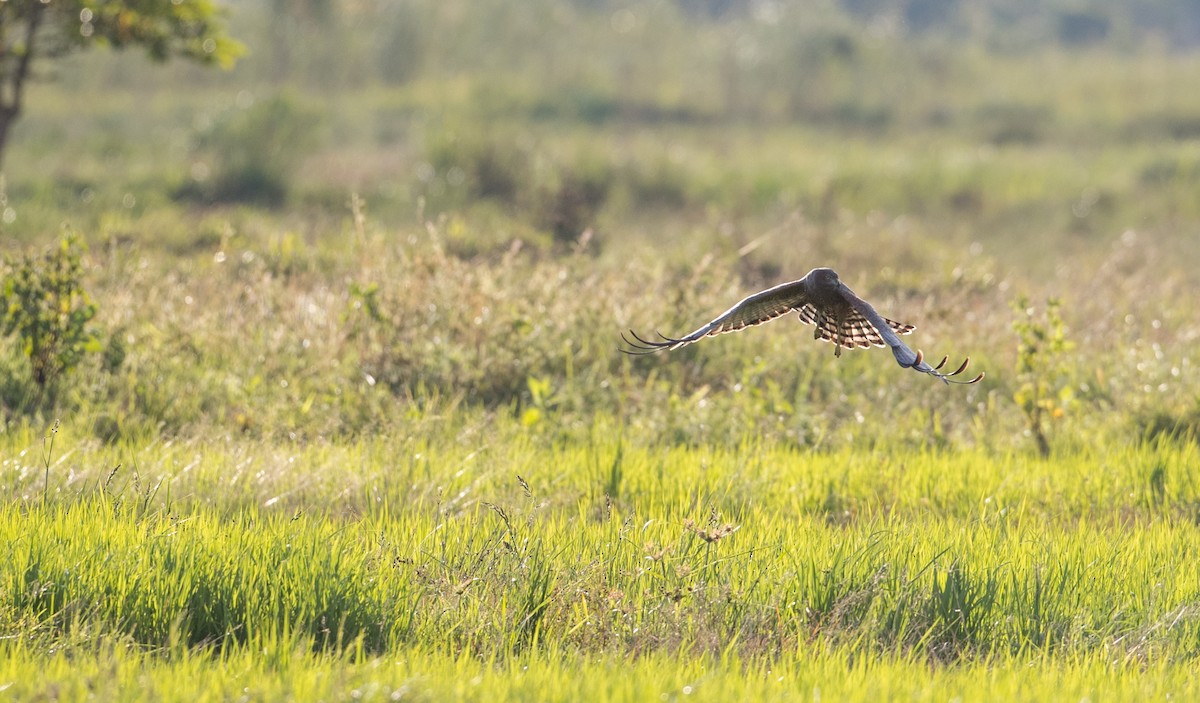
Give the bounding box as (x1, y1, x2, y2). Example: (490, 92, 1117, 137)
(836, 283, 983, 385)
(795, 303, 914, 349)
(621, 278, 809, 353)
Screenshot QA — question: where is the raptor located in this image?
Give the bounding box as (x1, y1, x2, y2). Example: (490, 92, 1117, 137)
(621, 267, 983, 385)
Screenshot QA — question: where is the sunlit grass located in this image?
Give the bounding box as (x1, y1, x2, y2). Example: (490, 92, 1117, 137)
(4, 644, 1198, 702)
(4, 428, 1199, 651)
(2, 427, 1198, 699)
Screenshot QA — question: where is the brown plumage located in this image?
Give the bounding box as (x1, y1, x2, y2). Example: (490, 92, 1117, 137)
(621, 267, 983, 385)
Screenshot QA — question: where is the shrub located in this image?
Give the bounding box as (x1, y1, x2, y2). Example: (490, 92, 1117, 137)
(1011, 295, 1074, 457)
(180, 93, 324, 206)
(537, 165, 612, 249)
(1, 233, 101, 390)
(425, 130, 529, 205)
(973, 102, 1053, 146)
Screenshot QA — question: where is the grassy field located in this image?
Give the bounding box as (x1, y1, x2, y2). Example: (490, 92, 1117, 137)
(4, 1, 1200, 700)
(2, 430, 1199, 700)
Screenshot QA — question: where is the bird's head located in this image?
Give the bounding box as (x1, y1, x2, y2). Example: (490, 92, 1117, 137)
(808, 267, 840, 287)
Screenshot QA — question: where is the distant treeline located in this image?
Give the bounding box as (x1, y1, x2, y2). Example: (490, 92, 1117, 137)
(65, 1, 1200, 97)
(244, 0, 1200, 64)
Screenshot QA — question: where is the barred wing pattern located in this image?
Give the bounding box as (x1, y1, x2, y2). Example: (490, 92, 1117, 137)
(794, 303, 914, 350)
(836, 283, 981, 383)
(622, 267, 983, 385)
(621, 279, 810, 351)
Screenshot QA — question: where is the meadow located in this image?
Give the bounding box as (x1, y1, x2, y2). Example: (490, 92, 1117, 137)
(3, 1, 1200, 700)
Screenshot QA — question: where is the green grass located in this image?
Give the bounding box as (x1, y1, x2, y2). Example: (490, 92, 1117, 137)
(2, 429, 1199, 699)
(3, 646, 1198, 702)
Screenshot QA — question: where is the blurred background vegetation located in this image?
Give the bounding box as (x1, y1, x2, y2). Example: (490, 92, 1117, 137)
(2, 0, 1199, 453)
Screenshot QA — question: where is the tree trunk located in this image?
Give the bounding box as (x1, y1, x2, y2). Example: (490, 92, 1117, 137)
(0, 3, 48, 175)
(0, 107, 13, 174)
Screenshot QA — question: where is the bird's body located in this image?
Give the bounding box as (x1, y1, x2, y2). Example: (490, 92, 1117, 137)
(622, 267, 983, 385)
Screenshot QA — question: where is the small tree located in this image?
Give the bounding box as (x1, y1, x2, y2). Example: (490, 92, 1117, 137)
(2, 233, 100, 389)
(1011, 295, 1074, 458)
(0, 0, 242, 171)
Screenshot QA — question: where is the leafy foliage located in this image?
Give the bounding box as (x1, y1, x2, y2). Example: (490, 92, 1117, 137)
(0, 0, 241, 168)
(180, 93, 324, 205)
(1011, 296, 1074, 457)
(1, 234, 100, 389)
(15, 0, 244, 66)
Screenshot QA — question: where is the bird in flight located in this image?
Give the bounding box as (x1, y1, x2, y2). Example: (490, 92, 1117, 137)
(621, 267, 983, 385)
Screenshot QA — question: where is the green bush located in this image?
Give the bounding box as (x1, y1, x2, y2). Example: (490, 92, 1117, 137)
(974, 102, 1054, 146)
(179, 93, 324, 206)
(425, 130, 529, 205)
(1, 233, 100, 390)
(1011, 295, 1074, 457)
(537, 165, 612, 249)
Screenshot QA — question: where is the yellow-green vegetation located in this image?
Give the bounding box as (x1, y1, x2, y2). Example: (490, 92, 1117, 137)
(3, 0, 1200, 700)
(2, 431, 1199, 700)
